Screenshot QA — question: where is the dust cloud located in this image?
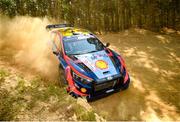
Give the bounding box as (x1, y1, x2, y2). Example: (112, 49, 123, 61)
(0, 16, 59, 80)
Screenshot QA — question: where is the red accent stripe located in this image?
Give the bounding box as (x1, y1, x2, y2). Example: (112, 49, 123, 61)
(106, 48, 113, 56)
(118, 56, 129, 83)
(124, 71, 129, 83)
(65, 66, 88, 96)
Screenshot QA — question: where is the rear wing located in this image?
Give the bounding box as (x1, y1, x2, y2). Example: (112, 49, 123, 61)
(46, 24, 73, 30)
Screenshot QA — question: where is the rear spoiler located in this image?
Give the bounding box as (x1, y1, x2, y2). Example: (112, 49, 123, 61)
(46, 24, 73, 30)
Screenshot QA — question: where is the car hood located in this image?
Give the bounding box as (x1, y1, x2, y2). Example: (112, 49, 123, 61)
(74, 50, 118, 79)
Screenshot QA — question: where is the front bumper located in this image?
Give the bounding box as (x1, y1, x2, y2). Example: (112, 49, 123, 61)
(87, 76, 130, 101)
(86, 79, 130, 102)
(66, 66, 130, 99)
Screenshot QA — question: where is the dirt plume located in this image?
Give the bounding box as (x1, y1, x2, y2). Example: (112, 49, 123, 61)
(0, 16, 59, 80)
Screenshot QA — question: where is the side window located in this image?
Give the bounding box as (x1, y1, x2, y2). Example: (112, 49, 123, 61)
(51, 32, 62, 54)
(54, 33, 61, 52)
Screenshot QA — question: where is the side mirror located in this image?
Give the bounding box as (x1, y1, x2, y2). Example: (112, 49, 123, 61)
(53, 51, 59, 56)
(105, 42, 110, 47)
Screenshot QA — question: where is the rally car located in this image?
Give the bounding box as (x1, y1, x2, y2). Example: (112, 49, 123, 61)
(46, 24, 130, 100)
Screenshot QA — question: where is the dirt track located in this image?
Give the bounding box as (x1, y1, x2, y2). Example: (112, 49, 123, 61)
(0, 17, 180, 121)
(91, 29, 180, 121)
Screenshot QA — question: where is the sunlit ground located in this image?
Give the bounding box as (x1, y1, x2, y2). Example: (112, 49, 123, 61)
(0, 17, 179, 121)
(91, 29, 180, 121)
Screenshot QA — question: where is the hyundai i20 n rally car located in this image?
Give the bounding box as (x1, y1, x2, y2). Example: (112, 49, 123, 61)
(46, 24, 130, 100)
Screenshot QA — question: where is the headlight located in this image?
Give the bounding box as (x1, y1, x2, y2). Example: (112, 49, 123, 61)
(71, 70, 92, 84)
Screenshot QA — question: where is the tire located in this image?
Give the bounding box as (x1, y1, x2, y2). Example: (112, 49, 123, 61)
(58, 64, 67, 87)
(86, 96, 93, 102)
(69, 92, 79, 99)
(121, 78, 130, 90)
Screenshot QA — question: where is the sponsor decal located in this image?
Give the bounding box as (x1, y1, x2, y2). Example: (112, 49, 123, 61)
(106, 89, 114, 93)
(95, 60, 108, 69)
(107, 76, 113, 80)
(91, 53, 108, 60)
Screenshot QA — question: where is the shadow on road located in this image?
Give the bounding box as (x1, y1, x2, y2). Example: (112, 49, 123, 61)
(0, 17, 179, 121)
(90, 29, 180, 121)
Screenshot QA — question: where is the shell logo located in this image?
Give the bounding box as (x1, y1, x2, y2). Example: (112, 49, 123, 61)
(95, 60, 108, 69)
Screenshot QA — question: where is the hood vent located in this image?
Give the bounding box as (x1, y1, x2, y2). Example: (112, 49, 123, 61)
(103, 71, 110, 74)
(69, 55, 78, 61)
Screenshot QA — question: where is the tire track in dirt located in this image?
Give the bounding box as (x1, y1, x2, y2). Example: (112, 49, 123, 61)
(0, 16, 180, 121)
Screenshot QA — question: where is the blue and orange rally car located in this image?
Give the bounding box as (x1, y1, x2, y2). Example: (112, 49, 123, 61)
(46, 24, 130, 100)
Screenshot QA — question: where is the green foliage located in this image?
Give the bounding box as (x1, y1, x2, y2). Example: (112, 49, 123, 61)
(14, 77, 67, 110)
(0, 0, 16, 16)
(74, 105, 96, 121)
(0, 69, 9, 85)
(0, 68, 97, 120)
(0, 69, 9, 78)
(0, 69, 16, 120)
(0, 89, 17, 120)
(0, 0, 179, 31)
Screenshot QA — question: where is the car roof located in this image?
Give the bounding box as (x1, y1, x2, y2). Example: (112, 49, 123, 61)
(57, 27, 92, 37)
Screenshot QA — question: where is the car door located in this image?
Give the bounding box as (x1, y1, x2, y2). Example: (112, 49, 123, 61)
(51, 32, 67, 69)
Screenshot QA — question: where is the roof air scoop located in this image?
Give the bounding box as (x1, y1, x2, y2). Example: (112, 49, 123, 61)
(72, 31, 83, 35)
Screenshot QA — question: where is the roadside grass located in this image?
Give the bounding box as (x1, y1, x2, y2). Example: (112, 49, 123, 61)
(0, 68, 96, 121)
(0, 88, 17, 120)
(0, 69, 9, 85)
(74, 105, 96, 121)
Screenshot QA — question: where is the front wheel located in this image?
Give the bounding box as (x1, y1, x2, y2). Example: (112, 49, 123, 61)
(121, 78, 130, 90)
(69, 92, 79, 99)
(58, 64, 67, 87)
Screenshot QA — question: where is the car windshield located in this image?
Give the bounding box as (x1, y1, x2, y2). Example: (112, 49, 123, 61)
(63, 37, 104, 55)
